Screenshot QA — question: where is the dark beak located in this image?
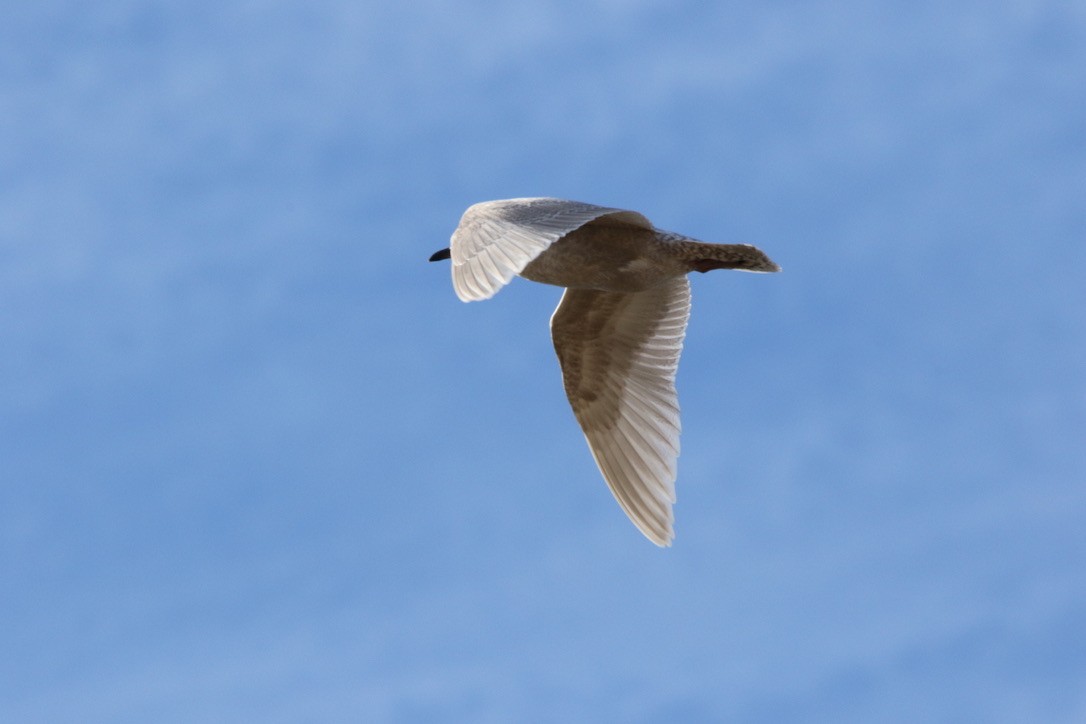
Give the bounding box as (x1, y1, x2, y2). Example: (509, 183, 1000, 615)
(429, 248, 451, 262)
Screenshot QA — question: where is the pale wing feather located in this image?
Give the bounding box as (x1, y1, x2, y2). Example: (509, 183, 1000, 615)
(450, 197, 654, 302)
(550, 277, 691, 546)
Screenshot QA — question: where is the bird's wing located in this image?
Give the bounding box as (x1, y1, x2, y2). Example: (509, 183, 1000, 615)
(449, 197, 653, 302)
(550, 276, 691, 546)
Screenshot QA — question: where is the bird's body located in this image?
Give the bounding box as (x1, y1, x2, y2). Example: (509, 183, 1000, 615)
(519, 222, 684, 291)
(430, 198, 779, 546)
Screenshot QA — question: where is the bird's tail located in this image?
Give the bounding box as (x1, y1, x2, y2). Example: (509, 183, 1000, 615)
(684, 243, 781, 274)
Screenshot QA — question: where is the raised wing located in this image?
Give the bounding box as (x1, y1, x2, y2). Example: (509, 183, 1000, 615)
(449, 197, 653, 302)
(550, 276, 691, 545)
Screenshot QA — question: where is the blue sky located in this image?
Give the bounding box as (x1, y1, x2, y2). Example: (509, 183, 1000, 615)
(2, 1, 1084, 721)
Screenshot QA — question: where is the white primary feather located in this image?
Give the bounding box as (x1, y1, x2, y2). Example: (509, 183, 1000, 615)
(449, 197, 653, 302)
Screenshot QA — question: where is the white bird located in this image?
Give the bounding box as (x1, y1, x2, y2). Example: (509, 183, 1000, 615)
(430, 198, 779, 546)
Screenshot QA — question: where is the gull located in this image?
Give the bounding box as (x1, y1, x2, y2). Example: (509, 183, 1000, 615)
(429, 198, 779, 545)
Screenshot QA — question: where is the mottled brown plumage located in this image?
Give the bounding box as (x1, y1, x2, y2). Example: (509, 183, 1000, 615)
(431, 198, 779, 545)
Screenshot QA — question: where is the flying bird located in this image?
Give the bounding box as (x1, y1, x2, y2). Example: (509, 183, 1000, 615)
(430, 198, 779, 546)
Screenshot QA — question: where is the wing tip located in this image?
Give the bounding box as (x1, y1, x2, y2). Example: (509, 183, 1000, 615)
(646, 528, 675, 547)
